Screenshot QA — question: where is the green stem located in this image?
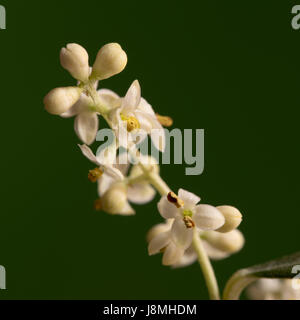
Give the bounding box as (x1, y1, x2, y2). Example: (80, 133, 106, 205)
(192, 229, 220, 300)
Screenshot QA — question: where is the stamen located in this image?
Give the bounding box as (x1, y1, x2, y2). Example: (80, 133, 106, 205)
(156, 113, 173, 127)
(167, 191, 184, 208)
(88, 167, 103, 182)
(183, 216, 195, 229)
(120, 113, 141, 132)
(94, 198, 102, 211)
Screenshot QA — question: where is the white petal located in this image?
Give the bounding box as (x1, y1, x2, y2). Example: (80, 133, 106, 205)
(171, 217, 193, 249)
(127, 183, 156, 204)
(194, 204, 225, 230)
(115, 120, 130, 149)
(178, 189, 201, 209)
(157, 196, 179, 219)
(118, 201, 135, 215)
(135, 111, 153, 132)
(122, 80, 141, 112)
(114, 152, 131, 175)
(98, 88, 121, 108)
(202, 241, 230, 260)
(162, 242, 185, 266)
(148, 231, 171, 255)
(97, 174, 116, 196)
(78, 144, 100, 166)
(172, 246, 197, 268)
(138, 97, 155, 116)
(103, 165, 124, 181)
(96, 136, 117, 166)
(147, 222, 172, 243)
(74, 111, 99, 145)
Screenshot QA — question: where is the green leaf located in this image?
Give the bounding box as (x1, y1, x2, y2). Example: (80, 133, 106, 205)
(223, 251, 300, 300)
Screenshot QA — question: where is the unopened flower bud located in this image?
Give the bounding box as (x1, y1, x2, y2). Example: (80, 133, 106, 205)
(44, 87, 82, 115)
(60, 43, 90, 81)
(101, 183, 132, 215)
(216, 205, 243, 233)
(203, 229, 245, 254)
(91, 43, 127, 80)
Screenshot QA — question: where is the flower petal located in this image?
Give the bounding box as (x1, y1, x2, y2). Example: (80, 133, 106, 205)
(98, 88, 121, 109)
(78, 144, 100, 166)
(114, 152, 131, 176)
(97, 174, 116, 196)
(162, 242, 185, 266)
(178, 189, 201, 209)
(202, 241, 230, 260)
(122, 80, 141, 112)
(118, 201, 135, 215)
(172, 245, 197, 268)
(148, 231, 171, 255)
(127, 183, 156, 204)
(138, 97, 155, 116)
(74, 111, 99, 145)
(194, 204, 225, 230)
(171, 217, 193, 249)
(103, 165, 124, 181)
(147, 222, 172, 243)
(157, 196, 179, 219)
(96, 136, 117, 166)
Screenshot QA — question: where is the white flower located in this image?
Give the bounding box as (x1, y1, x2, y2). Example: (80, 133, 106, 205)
(247, 279, 300, 300)
(158, 189, 225, 248)
(61, 87, 120, 145)
(148, 218, 244, 267)
(78, 144, 122, 181)
(110, 80, 166, 151)
(60, 43, 90, 82)
(97, 153, 159, 215)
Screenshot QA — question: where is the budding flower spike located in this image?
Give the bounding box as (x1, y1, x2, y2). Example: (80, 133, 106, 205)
(45, 41, 268, 301)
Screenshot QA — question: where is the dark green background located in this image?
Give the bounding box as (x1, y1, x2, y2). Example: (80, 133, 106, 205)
(1, 0, 299, 299)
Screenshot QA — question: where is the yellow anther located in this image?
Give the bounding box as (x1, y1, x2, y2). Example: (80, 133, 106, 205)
(183, 216, 195, 229)
(156, 113, 173, 127)
(94, 198, 102, 211)
(120, 113, 141, 132)
(88, 167, 103, 183)
(167, 191, 184, 208)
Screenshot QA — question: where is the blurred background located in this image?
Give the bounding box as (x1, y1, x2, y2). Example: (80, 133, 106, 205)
(0, 0, 299, 299)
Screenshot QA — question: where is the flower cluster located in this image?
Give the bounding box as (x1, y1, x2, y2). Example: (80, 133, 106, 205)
(44, 42, 245, 299)
(147, 190, 244, 266)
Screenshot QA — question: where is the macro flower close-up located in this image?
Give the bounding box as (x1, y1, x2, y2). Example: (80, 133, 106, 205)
(2, 2, 300, 314)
